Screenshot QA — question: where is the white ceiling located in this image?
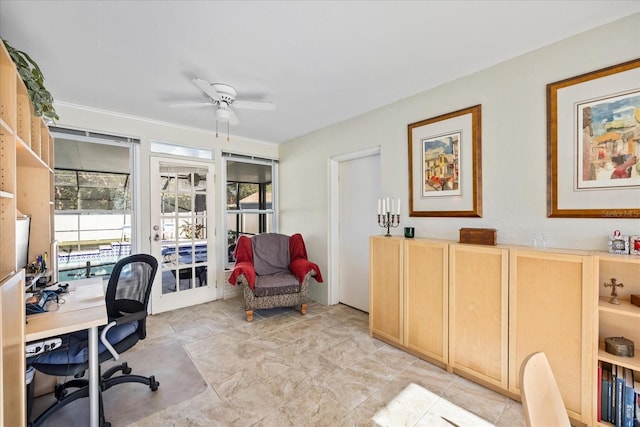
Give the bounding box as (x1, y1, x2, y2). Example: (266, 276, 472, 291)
(1, 1, 638, 144)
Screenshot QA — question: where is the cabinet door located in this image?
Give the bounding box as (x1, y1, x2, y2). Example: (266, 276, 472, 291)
(1, 272, 26, 427)
(369, 236, 403, 345)
(509, 249, 593, 424)
(449, 244, 509, 389)
(404, 239, 448, 364)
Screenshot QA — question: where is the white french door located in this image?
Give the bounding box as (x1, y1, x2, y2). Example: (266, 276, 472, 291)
(149, 156, 216, 314)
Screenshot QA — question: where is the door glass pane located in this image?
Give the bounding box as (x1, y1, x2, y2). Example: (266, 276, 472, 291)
(160, 166, 209, 295)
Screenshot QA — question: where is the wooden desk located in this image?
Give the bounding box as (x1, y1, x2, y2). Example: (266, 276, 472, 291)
(26, 277, 108, 427)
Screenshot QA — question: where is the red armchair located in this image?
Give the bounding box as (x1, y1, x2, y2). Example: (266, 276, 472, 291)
(228, 233, 323, 321)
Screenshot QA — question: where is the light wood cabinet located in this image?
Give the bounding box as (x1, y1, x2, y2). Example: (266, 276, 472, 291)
(370, 238, 602, 425)
(369, 236, 403, 345)
(1, 271, 26, 427)
(0, 39, 54, 425)
(594, 253, 640, 427)
(508, 248, 594, 424)
(449, 243, 508, 390)
(404, 239, 448, 365)
(369, 236, 449, 365)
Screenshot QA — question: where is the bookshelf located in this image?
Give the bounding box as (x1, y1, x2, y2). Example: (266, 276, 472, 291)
(0, 39, 55, 426)
(371, 238, 640, 425)
(595, 253, 640, 427)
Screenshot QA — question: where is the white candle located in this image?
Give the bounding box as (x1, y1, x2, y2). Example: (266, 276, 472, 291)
(377, 199, 381, 215)
(397, 198, 401, 215)
(391, 199, 395, 215)
(386, 197, 390, 213)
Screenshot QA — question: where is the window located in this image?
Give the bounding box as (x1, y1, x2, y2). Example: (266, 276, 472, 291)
(223, 154, 278, 268)
(51, 128, 137, 281)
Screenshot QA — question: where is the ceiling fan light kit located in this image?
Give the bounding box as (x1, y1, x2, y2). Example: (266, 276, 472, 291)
(215, 108, 232, 122)
(173, 78, 276, 141)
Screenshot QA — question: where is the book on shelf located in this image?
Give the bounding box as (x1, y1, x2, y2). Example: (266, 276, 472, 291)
(609, 364, 618, 427)
(599, 361, 603, 422)
(600, 363, 611, 422)
(634, 379, 640, 427)
(623, 368, 634, 427)
(600, 362, 639, 427)
(617, 365, 625, 427)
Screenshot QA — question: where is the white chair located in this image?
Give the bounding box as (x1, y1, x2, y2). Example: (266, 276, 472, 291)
(519, 352, 571, 427)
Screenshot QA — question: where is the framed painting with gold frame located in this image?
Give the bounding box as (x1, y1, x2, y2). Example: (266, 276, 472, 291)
(408, 105, 482, 217)
(547, 58, 640, 219)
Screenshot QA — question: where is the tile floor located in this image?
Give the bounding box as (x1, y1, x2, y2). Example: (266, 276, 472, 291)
(117, 297, 526, 427)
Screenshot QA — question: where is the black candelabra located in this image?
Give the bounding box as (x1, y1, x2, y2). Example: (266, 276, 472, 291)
(378, 212, 400, 237)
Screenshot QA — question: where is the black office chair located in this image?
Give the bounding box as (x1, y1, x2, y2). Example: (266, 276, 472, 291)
(29, 254, 160, 427)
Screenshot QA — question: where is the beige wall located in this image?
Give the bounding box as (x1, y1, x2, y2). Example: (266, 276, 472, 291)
(52, 102, 278, 297)
(278, 14, 640, 305)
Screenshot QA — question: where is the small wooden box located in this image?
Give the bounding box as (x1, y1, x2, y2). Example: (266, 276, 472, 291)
(459, 228, 497, 246)
(631, 294, 640, 308)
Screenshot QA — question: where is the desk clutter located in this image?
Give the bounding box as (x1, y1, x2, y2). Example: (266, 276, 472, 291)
(25, 283, 69, 315)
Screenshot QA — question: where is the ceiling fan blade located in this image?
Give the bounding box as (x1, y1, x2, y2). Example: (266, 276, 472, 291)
(233, 99, 276, 111)
(192, 78, 221, 101)
(168, 102, 215, 108)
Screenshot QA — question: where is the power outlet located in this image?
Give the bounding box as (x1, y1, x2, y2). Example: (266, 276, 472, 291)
(26, 338, 62, 357)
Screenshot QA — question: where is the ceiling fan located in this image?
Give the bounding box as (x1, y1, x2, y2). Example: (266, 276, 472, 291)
(170, 79, 275, 138)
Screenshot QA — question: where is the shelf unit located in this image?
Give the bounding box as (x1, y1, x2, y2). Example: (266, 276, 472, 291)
(371, 238, 630, 426)
(594, 253, 640, 427)
(0, 39, 55, 426)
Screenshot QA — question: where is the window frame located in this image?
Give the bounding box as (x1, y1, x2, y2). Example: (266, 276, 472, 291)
(51, 128, 139, 281)
(222, 154, 278, 269)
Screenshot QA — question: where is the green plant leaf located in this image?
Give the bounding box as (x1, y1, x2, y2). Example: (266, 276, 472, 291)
(2, 38, 58, 120)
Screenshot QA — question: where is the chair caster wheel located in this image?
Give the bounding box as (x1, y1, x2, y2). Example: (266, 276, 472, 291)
(149, 375, 159, 391)
(121, 362, 132, 374)
(54, 384, 67, 400)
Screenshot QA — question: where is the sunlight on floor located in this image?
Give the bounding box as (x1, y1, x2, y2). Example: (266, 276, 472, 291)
(372, 383, 495, 427)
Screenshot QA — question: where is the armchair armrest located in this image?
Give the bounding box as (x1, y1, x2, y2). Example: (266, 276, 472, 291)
(290, 258, 323, 284)
(229, 261, 256, 289)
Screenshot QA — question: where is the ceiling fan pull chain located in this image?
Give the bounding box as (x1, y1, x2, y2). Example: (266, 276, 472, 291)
(215, 120, 219, 138)
(227, 122, 230, 142)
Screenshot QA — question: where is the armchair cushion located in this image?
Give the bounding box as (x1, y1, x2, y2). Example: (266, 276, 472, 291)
(254, 272, 300, 297)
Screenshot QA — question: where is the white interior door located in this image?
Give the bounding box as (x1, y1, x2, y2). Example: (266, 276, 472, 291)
(338, 153, 381, 312)
(149, 156, 216, 314)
